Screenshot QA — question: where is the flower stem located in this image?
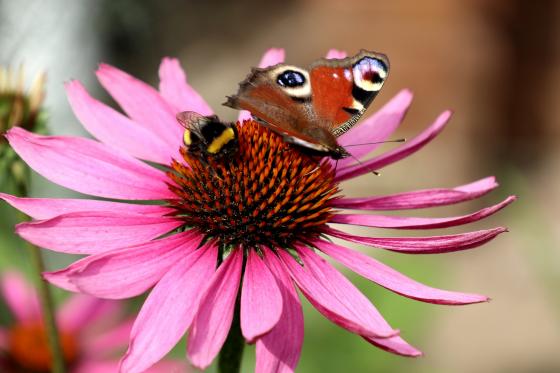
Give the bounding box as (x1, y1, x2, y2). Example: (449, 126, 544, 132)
(218, 296, 244, 373)
(16, 179, 66, 373)
(27, 240, 66, 373)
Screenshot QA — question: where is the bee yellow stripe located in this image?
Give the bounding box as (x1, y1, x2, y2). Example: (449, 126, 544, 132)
(183, 130, 192, 146)
(208, 128, 235, 154)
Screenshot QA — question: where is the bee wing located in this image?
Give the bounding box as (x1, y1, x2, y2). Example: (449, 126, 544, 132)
(176, 111, 210, 130)
(176, 111, 211, 146)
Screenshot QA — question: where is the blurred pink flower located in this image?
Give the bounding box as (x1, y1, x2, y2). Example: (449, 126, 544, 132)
(0, 271, 186, 373)
(0, 48, 514, 372)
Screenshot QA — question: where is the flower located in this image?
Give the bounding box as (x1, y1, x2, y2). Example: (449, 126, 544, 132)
(0, 271, 186, 373)
(0, 48, 515, 372)
(0, 66, 46, 193)
(0, 66, 45, 134)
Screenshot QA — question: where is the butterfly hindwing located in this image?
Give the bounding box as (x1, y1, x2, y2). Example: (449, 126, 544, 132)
(310, 50, 389, 136)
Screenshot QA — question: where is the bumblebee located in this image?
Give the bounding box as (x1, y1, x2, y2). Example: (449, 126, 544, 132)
(176, 111, 238, 159)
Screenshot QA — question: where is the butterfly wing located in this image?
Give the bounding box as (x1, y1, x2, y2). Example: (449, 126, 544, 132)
(224, 50, 388, 156)
(224, 66, 312, 130)
(309, 50, 389, 136)
(224, 66, 330, 152)
(252, 117, 331, 153)
(225, 50, 388, 136)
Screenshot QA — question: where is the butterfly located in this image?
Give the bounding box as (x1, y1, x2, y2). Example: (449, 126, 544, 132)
(176, 111, 238, 160)
(224, 50, 389, 159)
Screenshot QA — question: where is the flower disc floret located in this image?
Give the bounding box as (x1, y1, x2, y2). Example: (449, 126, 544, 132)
(167, 120, 339, 249)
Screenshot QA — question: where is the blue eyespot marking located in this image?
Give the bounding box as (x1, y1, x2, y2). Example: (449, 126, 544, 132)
(277, 70, 306, 87)
(354, 57, 386, 84)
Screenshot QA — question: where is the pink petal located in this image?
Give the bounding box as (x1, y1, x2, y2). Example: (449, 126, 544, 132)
(84, 318, 133, 358)
(258, 48, 285, 68)
(331, 176, 499, 210)
(143, 361, 191, 373)
(121, 244, 217, 373)
(325, 226, 508, 254)
(314, 239, 488, 305)
(6, 128, 174, 200)
(238, 48, 285, 122)
(241, 250, 283, 343)
(0, 271, 40, 322)
(78, 301, 125, 333)
(44, 272, 78, 293)
(73, 361, 121, 373)
(58, 295, 121, 332)
(44, 231, 201, 297)
(330, 196, 515, 229)
(187, 249, 244, 369)
(278, 244, 420, 358)
(237, 111, 253, 123)
(0, 193, 172, 221)
(325, 49, 348, 59)
(335, 110, 452, 182)
(277, 249, 397, 339)
(65, 80, 174, 164)
(16, 212, 182, 254)
(257, 250, 304, 373)
(96, 63, 183, 150)
(365, 335, 422, 357)
(158, 57, 213, 116)
(337, 89, 413, 168)
(76, 360, 189, 373)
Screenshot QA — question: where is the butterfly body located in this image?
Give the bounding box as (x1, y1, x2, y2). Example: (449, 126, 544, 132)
(176, 111, 238, 159)
(224, 50, 389, 159)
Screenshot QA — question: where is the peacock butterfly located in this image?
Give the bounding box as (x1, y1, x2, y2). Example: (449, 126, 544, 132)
(224, 50, 389, 159)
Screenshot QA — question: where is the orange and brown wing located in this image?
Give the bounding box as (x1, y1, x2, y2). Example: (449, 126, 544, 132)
(309, 65, 355, 125)
(309, 50, 389, 136)
(223, 50, 389, 151)
(224, 65, 323, 145)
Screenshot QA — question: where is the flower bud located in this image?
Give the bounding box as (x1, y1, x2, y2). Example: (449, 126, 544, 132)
(0, 66, 47, 194)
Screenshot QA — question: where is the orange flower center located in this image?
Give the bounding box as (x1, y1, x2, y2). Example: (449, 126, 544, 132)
(7, 323, 78, 373)
(167, 120, 339, 250)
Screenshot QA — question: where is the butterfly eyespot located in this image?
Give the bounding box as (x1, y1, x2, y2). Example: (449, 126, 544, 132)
(362, 70, 383, 84)
(277, 70, 306, 88)
(353, 57, 388, 92)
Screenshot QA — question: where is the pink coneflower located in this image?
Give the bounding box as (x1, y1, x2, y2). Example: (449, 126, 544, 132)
(0, 271, 186, 372)
(0, 48, 514, 372)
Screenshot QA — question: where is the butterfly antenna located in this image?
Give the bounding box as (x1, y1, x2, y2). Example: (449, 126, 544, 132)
(347, 153, 380, 176)
(343, 138, 406, 147)
(342, 138, 407, 176)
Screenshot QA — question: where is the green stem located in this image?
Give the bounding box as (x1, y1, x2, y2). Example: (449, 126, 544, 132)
(217, 292, 245, 373)
(27, 240, 66, 373)
(16, 178, 66, 373)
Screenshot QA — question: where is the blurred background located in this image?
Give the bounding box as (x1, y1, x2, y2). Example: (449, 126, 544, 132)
(0, 0, 559, 372)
